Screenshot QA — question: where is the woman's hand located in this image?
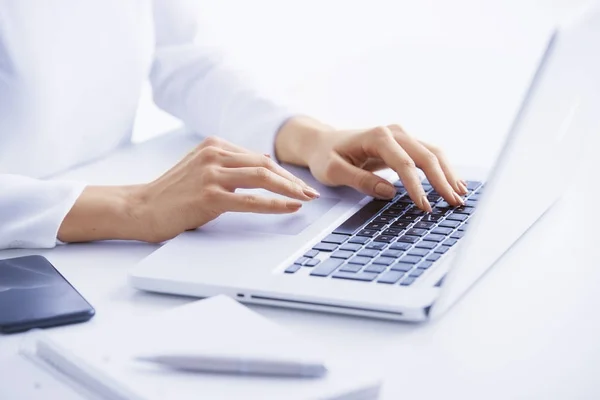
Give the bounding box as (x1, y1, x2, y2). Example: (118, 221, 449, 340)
(275, 117, 467, 211)
(58, 136, 319, 244)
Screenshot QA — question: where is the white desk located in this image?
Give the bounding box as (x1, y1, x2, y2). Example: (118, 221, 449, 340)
(2, 9, 600, 399)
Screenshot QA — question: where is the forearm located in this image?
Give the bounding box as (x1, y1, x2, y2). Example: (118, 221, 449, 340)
(57, 186, 145, 243)
(274, 116, 335, 166)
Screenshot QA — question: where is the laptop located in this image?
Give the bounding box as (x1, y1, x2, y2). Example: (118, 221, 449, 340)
(129, 3, 600, 322)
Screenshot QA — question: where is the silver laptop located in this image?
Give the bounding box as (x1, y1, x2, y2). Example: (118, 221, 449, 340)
(129, 3, 599, 322)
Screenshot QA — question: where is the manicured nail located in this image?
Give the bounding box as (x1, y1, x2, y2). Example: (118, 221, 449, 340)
(421, 195, 433, 213)
(303, 187, 321, 199)
(375, 182, 396, 199)
(263, 153, 272, 158)
(286, 201, 303, 210)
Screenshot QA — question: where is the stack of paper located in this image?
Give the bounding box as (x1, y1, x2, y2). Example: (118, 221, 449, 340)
(21, 296, 381, 399)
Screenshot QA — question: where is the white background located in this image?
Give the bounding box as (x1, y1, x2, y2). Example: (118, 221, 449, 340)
(132, 0, 589, 167)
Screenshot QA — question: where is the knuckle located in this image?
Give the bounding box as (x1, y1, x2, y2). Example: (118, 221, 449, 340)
(255, 167, 271, 182)
(371, 126, 392, 140)
(202, 186, 221, 202)
(423, 150, 439, 165)
(197, 146, 226, 164)
(387, 123, 405, 133)
(401, 158, 417, 169)
(243, 194, 258, 207)
(202, 136, 222, 148)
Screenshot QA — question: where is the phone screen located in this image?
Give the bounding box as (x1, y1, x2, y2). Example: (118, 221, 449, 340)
(0, 255, 95, 333)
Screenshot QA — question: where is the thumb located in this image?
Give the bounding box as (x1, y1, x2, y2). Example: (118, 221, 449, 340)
(333, 157, 396, 199)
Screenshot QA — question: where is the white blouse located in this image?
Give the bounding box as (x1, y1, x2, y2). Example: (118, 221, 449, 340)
(0, 0, 292, 249)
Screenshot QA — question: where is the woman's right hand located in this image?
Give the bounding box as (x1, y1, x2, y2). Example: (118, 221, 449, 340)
(58, 136, 319, 244)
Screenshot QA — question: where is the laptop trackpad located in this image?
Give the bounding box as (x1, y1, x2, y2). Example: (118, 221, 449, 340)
(211, 197, 340, 236)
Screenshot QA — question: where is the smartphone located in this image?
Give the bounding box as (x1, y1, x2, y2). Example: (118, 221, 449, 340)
(0, 255, 95, 334)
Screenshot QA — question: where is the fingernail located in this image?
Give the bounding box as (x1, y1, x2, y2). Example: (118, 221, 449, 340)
(453, 192, 465, 206)
(286, 201, 302, 210)
(375, 183, 396, 199)
(263, 154, 272, 158)
(421, 195, 433, 213)
(303, 187, 321, 199)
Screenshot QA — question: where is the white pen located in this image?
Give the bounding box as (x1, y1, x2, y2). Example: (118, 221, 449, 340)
(134, 353, 328, 378)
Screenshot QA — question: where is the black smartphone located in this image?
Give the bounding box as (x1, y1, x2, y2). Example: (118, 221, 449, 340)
(0, 255, 95, 334)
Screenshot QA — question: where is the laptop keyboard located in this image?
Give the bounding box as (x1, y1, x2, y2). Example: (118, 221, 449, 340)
(284, 180, 484, 286)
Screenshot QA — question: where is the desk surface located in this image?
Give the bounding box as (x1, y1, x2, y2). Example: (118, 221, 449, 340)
(2, 10, 600, 399)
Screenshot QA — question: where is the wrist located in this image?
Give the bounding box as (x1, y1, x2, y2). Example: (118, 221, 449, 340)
(58, 185, 148, 243)
(274, 116, 335, 167)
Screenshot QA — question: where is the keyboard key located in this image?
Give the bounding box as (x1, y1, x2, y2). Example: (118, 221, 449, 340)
(406, 228, 427, 236)
(406, 209, 426, 216)
(383, 228, 404, 236)
(397, 214, 420, 222)
(390, 242, 412, 251)
(322, 234, 349, 244)
(313, 242, 338, 252)
(423, 234, 445, 242)
(374, 235, 395, 243)
(366, 241, 387, 250)
(466, 180, 482, 190)
(310, 258, 344, 277)
(415, 240, 437, 250)
(377, 271, 405, 284)
(391, 263, 413, 272)
(358, 249, 379, 258)
(457, 225, 467, 232)
(294, 257, 310, 265)
(427, 194, 442, 203)
(451, 231, 465, 239)
(339, 263, 363, 273)
(413, 221, 435, 229)
(305, 259, 320, 267)
(400, 277, 416, 286)
(285, 264, 301, 273)
(417, 261, 433, 270)
(442, 238, 458, 247)
(465, 199, 477, 207)
(382, 249, 404, 258)
(348, 256, 371, 265)
(393, 180, 405, 188)
(357, 229, 378, 237)
(333, 200, 388, 235)
(398, 255, 421, 264)
(408, 248, 429, 257)
(349, 236, 370, 245)
(436, 201, 451, 209)
(340, 243, 363, 252)
(409, 269, 424, 277)
(366, 222, 387, 231)
(446, 213, 468, 222)
(439, 220, 460, 228)
(432, 227, 453, 236)
(331, 250, 354, 259)
(382, 209, 402, 217)
(364, 264, 387, 273)
(397, 235, 419, 244)
(374, 215, 395, 224)
(455, 206, 475, 215)
(434, 245, 451, 254)
(426, 253, 441, 262)
(373, 256, 396, 266)
(421, 214, 444, 222)
(304, 250, 319, 258)
(391, 221, 411, 229)
(468, 194, 480, 201)
(332, 271, 379, 282)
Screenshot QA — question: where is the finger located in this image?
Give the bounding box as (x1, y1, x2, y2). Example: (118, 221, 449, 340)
(197, 136, 253, 154)
(220, 152, 318, 194)
(326, 154, 396, 199)
(221, 192, 303, 214)
(419, 140, 467, 195)
(362, 127, 431, 211)
(387, 126, 462, 206)
(222, 167, 316, 201)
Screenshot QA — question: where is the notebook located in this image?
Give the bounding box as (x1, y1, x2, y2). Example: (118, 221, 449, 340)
(20, 295, 382, 400)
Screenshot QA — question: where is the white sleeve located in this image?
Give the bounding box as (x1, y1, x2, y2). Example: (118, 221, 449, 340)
(149, 0, 295, 156)
(0, 175, 85, 249)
